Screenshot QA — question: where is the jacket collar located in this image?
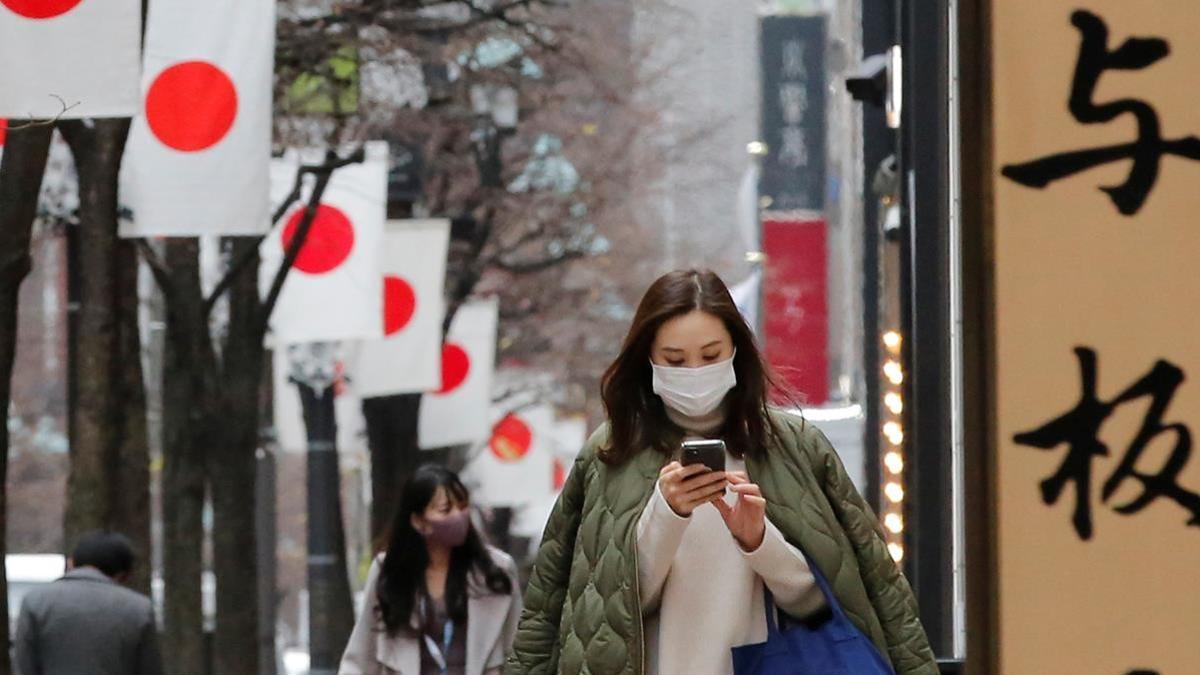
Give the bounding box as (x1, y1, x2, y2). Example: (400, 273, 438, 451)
(62, 567, 116, 585)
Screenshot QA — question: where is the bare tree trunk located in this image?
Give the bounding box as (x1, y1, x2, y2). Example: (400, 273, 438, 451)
(0, 123, 55, 675)
(209, 237, 263, 674)
(56, 119, 152, 593)
(255, 444, 278, 675)
(299, 383, 355, 669)
(146, 150, 356, 673)
(59, 119, 130, 549)
(160, 239, 212, 675)
(114, 238, 152, 594)
(362, 393, 422, 541)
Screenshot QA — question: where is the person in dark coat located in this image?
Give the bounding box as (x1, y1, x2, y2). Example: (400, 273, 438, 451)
(14, 531, 162, 675)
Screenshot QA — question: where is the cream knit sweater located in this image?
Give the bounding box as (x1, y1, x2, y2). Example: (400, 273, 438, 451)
(636, 406, 825, 675)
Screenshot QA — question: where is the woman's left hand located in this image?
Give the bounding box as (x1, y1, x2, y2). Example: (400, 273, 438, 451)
(713, 472, 767, 551)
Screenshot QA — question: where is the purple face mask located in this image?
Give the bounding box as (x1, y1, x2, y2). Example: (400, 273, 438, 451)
(423, 508, 470, 549)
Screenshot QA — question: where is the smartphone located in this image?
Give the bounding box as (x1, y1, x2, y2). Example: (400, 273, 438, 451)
(680, 439, 726, 473)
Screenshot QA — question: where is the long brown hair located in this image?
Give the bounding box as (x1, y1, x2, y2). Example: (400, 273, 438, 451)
(599, 269, 789, 465)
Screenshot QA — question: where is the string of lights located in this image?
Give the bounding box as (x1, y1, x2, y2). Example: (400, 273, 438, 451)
(881, 329, 906, 562)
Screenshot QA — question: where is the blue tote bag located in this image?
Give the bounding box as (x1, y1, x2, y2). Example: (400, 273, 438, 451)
(730, 556, 895, 675)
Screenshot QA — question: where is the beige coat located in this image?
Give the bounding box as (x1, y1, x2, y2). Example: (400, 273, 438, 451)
(338, 547, 523, 675)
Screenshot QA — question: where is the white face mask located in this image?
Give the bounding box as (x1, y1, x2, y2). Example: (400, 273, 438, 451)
(650, 351, 737, 418)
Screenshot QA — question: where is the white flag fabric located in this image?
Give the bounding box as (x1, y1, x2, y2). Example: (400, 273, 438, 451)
(729, 269, 762, 337)
(261, 142, 388, 345)
(119, 0, 274, 237)
(348, 219, 449, 398)
(462, 404, 555, 508)
(271, 348, 365, 454)
(418, 298, 498, 449)
(0, 0, 140, 118)
(511, 413, 587, 537)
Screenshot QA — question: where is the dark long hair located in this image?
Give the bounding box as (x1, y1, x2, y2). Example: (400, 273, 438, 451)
(375, 465, 512, 634)
(599, 269, 790, 464)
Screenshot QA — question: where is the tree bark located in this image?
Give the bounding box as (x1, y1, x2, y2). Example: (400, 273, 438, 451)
(209, 237, 263, 674)
(56, 119, 153, 592)
(59, 119, 130, 550)
(0, 122, 55, 675)
(159, 239, 212, 675)
(362, 393, 422, 541)
(299, 383, 355, 670)
(113, 238, 152, 595)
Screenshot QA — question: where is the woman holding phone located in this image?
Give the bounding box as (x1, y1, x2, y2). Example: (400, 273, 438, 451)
(505, 269, 936, 675)
(340, 465, 522, 675)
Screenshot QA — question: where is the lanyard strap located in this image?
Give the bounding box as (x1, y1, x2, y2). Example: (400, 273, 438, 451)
(420, 596, 455, 674)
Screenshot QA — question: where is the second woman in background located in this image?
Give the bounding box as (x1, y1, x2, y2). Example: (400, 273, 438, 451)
(339, 465, 522, 675)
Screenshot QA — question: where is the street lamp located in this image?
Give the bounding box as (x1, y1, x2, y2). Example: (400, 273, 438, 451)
(469, 83, 518, 188)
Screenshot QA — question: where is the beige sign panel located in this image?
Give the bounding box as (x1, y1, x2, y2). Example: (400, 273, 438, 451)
(992, 2, 1200, 673)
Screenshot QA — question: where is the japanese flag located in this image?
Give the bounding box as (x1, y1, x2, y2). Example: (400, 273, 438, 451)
(418, 298, 498, 449)
(119, 0, 274, 237)
(348, 219, 450, 398)
(461, 404, 555, 508)
(261, 142, 388, 345)
(0, 0, 140, 118)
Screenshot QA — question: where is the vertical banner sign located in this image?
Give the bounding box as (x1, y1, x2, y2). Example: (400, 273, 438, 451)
(992, 3, 1200, 673)
(262, 142, 388, 344)
(418, 298, 499, 450)
(759, 15, 827, 213)
(763, 216, 828, 405)
(121, 0, 275, 237)
(0, 0, 140, 118)
(349, 219, 450, 398)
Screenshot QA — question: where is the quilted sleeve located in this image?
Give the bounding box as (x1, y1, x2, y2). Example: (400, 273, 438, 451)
(503, 451, 589, 675)
(806, 425, 939, 675)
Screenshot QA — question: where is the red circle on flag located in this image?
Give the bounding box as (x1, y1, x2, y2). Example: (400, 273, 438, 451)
(490, 414, 533, 462)
(145, 61, 237, 152)
(281, 204, 355, 274)
(383, 276, 417, 336)
(435, 343, 470, 395)
(1, 0, 84, 19)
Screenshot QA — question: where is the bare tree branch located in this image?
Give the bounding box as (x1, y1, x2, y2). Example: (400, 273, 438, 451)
(4, 95, 80, 131)
(135, 239, 173, 296)
(201, 163, 304, 317)
(489, 247, 586, 274)
(203, 148, 364, 319)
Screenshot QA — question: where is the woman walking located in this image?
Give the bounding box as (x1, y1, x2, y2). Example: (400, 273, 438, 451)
(506, 269, 936, 675)
(340, 465, 522, 674)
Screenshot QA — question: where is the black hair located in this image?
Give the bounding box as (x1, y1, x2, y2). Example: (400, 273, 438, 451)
(376, 464, 512, 634)
(71, 531, 135, 579)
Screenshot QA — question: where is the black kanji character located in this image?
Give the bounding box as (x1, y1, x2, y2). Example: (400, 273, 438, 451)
(1001, 10, 1200, 215)
(1014, 347, 1200, 540)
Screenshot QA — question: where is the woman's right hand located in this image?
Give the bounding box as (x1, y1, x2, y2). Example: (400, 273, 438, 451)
(658, 462, 727, 517)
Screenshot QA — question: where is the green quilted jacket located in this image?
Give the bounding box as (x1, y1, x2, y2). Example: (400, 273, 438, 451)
(504, 409, 937, 675)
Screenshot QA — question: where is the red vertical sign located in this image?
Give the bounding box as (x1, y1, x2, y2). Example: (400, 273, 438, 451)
(762, 216, 828, 405)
